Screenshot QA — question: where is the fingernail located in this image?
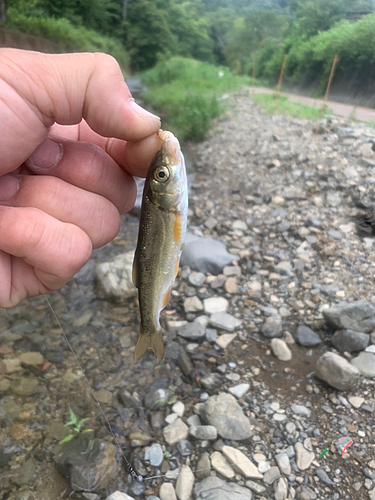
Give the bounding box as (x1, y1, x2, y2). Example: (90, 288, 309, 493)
(27, 138, 63, 169)
(128, 98, 160, 122)
(0, 174, 20, 201)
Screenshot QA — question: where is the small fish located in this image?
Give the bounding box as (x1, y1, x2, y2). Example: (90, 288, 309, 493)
(132, 130, 188, 363)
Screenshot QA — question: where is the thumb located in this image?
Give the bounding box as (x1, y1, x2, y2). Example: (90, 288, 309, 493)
(0, 49, 160, 171)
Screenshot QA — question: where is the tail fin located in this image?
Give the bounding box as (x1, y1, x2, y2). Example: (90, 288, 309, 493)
(134, 326, 164, 364)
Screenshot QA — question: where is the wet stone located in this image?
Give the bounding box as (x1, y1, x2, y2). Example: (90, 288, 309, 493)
(295, 442, 314, 470)
(203, 297, 229, 314)
(178, 322, 205, 340)
(128, 481, 146, 498)
(291, 404, 310, 417)
(189, 272, 206, 287)
(216, 333, 237, 349)
(246, 480, 266, 494)
(323, 300, 375, 333)
(159, 483, 177, 500)
(271, 338, 292, 361)
(223, 266, 241, 276)
(210, 451, 235, 479)
(315, 352, 361, 390)
(181, 237, 239, 275)
(275, 453, 291, 475)
(331, 329, 370, 353)
(315, 467, 335, 488)
(199, 393, 252, 440)
(222, 445, 262, 479)
(172, 401, 185, 417)
(145, 443, 163, 467)
(201, 373, 222, 391)
(183, 296, 204, 313)
(18, 352, 44, 366)
(261, 315, 282, 338)
(263, 466, 281, 484)
(12, 460, 36, 486)
(11, 377, 38, 396)
(106, 493, 136, 500)
(294, 325, 322, 347)
(163, 418, 189, 446)
(205, 328, 218, 342)
(189, 425, 217, 440)
(175, 465, 195, 500)
(295, 485, 317, 500)
(351, 352, 375, 377)
(195, 453, 211, 481)
(0, 358, 21, 374)
(144, 388, 172, 410)
(176, 439, 192, 457)
(194, 476, 252, 500)
(95, 251, 137, 300)
(228, 383, 250, 399)
(209, 312, 242, 332)
(54, 436, 118, 491)
(274, 477, 288, 500)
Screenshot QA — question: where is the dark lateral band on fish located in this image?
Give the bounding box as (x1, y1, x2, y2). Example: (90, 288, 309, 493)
(132, 130, 188, 363)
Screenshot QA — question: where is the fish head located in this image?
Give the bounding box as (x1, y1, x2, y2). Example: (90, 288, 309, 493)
(147, 131, 187, 212)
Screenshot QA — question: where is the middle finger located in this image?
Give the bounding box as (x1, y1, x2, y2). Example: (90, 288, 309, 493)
(25, 137, 137, 214)
(0, 173, 122, 249)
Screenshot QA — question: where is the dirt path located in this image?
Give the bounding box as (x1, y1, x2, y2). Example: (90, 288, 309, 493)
(251, 86, 375, 122)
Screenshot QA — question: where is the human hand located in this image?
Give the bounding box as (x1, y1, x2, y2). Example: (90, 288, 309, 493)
(0, 49, 163, 308)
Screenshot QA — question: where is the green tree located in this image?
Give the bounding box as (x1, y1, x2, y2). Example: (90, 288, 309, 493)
(123, 0, 175, 70)
(0, 0, 6, 22)
(168, 2, 214, 62)
(207, 7, 238, 63)
(289, 0, 374, 37)
(36, 0, 122, 34)
(224, 9, 288, 69)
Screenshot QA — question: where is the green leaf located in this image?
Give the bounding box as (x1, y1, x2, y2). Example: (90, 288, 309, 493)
(81, 439, 95, 455)
(76, 418, 90, 432)
(81, 429, 94, 434)
(59, 434, 75, 444)
(68, 407, 78, 426)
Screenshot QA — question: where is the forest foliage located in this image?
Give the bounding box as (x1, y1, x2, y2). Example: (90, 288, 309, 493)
(2, 0, 375, 86)
(2, 0, 375, 139)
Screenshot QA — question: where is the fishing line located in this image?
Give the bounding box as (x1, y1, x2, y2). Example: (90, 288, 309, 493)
(44, 294, 143, 483)
(43, 294, 342, 485)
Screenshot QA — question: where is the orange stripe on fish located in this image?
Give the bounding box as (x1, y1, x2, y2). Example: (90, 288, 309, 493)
(162, 288, 171, 309)
(174, 213, 183, 243)
(174, 257, 180, 277)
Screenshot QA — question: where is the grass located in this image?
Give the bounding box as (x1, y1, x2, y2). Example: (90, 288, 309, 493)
(252, 93, 332, 120)
(6, 9, 129, 70)
(141, 57, 255, 142)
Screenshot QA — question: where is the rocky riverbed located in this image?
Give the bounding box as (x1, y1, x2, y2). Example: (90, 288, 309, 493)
(1, 90, 375, 500)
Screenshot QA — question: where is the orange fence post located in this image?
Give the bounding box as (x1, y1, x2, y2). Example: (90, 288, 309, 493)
(273, 55, 287, 109)
(315, 54, 338, 134)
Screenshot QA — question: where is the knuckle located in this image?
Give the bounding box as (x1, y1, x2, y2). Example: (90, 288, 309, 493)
(93, 202, 121, 249)
(93, 52, 120, 72)
(65, 227, 92, 276)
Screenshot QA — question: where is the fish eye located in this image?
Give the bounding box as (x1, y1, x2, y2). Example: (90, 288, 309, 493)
(154, 166, 170, 183)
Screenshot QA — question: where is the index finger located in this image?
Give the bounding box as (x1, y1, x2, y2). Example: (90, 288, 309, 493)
(0, 49, 161, 172)
(50, 120, 164, 177)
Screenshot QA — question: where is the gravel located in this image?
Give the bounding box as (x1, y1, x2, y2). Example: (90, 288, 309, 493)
(2, 93, 375, 500)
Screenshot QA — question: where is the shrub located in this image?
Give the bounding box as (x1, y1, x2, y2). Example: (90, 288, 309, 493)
(141, 57, 251, 141)
(6, 9, 129, 69)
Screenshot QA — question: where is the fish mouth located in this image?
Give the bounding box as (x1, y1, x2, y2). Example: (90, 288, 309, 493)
(158, 130, 181, 165)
